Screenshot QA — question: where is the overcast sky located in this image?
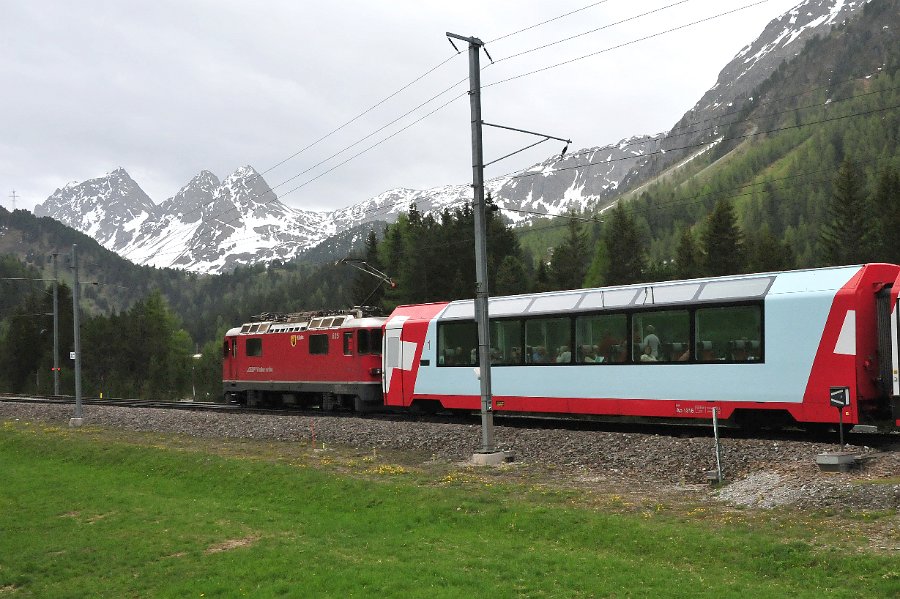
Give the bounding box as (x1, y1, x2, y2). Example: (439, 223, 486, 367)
(1, 0, 802, 214)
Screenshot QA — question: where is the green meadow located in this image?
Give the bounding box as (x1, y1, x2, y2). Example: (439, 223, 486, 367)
(0, 419, 897, 598)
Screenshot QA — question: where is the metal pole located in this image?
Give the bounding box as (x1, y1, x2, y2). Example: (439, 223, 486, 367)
(713, 408, 723, 483)
(838, 408, 844, 449)
(448, 31, 494, 454)
(71, 244, 83, 423)
(52, 252, 60, 396)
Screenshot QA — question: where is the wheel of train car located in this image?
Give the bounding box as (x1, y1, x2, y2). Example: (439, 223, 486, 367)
(321, 393, 339, 412)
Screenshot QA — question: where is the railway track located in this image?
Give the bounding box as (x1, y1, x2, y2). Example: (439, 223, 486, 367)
(1, 393, 896, 450)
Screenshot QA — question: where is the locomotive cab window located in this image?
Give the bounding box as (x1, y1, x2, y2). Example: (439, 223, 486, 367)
(246, 338, 262, 357)
(309, 334, 329, 355)
(343, 332, 353, 356)
(358, 329, 383, 355)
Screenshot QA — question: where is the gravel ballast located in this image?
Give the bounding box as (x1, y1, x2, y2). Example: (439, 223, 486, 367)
(3, 402, 899, 512)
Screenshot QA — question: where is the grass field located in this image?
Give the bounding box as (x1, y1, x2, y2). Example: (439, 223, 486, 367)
(1, 419, 898, 598)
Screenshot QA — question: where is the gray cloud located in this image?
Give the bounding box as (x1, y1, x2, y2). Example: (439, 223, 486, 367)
(1, 0, 800, 213)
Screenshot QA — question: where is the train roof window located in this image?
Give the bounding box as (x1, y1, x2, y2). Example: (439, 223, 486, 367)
(580, 288, 639, 309)
(332, 316, 347, 327)
(257, 323, 270, 333)
(641, 283, 701, 305)
(529, 293, 581, 313)
(248, 323, 260, 333)
(441, 301, 475, 320)
(309, 318, 323, 328)
(320, 317, 334, 328)
(240, 323, 252, 333)
(490, 297, 533, 316)
(698, 276, 773, 301)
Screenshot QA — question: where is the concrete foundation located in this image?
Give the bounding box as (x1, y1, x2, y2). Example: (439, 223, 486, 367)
(471, 450, 514, 466)
(68, 418, 84, 428)
(816, 451, 857, 473)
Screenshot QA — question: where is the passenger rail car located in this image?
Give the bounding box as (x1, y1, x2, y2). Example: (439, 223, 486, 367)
(223, 309, 385, 410)
(383, 264, 900, 428)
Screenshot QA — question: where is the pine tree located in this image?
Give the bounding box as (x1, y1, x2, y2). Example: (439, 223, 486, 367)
(675, 227, 703, 279)
(549, 213, 590, 290)
(820, 159, 874, 265)
(602, 204, 646, 285)
(350, 231, 385, 307)
(702, 199, 746, 276)
(747, 226, 795, 273)
(494, 255, 528, 296)
(874, 165, 900, 263)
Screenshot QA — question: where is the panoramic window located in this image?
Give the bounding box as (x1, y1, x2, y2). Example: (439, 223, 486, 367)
(696, 305, 762, 362)
(525, 317, 572, 364)
(490, 319, 523, 365)
(438, 321, 477, 366)
(632, 310, 689, 363)
(575, 313, 628, 364)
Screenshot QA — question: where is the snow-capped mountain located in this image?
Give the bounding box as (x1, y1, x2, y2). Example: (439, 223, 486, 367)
(118, 166, 332, 273)
(34, 167, 154, 249)
(31, 0, 869, 274)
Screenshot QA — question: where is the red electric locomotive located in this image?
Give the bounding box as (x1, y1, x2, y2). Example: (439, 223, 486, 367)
(222, 308, 385, 410)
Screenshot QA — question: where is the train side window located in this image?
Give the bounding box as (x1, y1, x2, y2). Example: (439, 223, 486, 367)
(575, 313, 627, 363)
(223, 339, 230, 358)
(490, 319, 523, 365)
(309, 334, 329, 355)
(437, 321, 477, 366)
(343, 332, 353, 356)
(358, 329, 384, 355)
(525, 317, 571, 364)
(632, 310, 689, 363)
(370, 329, 383, 355)
(696, 305, 761, 363)
(246, 338, 262, 357)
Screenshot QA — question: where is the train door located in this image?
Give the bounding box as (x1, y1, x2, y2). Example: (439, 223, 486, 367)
(224, 336, 237, 381)
(888, 277, 900, 423)
(383, 320, 404, 403)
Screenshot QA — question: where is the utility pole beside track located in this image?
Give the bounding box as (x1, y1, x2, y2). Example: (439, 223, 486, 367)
(447, 31, 569, 464)
(70, 244, 83, 427)
(447, 32, 498, 460)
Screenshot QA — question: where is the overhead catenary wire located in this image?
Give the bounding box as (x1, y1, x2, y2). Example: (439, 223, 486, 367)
(489, 0, 693, 66)
(139, 0, 762, 245)
(250, 0, 628, 197)
(482, 0, 769, 90)
(139, 94, 899, 265)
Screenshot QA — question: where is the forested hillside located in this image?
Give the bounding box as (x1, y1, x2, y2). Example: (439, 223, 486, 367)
(592, 0, 898, 276)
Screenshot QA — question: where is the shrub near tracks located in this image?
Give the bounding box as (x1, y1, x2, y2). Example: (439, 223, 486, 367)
(1, 419, 899, 597)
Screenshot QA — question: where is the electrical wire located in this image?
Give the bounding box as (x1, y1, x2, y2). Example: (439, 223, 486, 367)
(141, 95, 899, 265)
(483, 0, 769, 90)
(490, 0, 692, 66)
(486, 0, 612, 44)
